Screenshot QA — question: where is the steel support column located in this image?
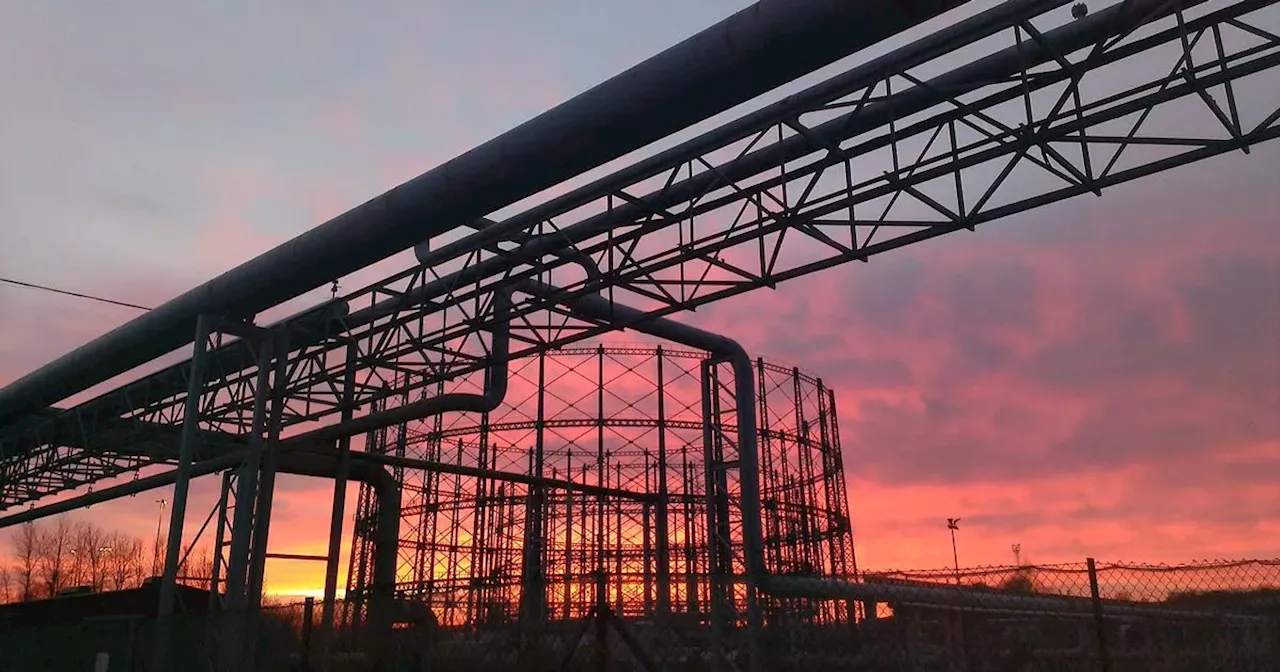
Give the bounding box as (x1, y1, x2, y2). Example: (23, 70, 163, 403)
(319, 342, 357, 670)
(152, 314, 211, 671)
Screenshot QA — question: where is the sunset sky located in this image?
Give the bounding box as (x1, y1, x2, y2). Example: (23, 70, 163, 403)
(1, 0, 1277, 596)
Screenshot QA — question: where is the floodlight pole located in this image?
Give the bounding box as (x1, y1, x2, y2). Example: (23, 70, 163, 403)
(947, 518, 961, 584)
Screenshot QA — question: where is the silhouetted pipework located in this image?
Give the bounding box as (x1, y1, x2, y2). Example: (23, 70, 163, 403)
(343, 345, 855, 628)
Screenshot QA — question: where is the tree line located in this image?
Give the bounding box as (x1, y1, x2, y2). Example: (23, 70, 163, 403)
(0, 517, 213, 603)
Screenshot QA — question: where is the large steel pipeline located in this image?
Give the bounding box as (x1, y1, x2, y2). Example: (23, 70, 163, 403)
(0, 0, 969, 424)
(397, 0, 1217, 313)
(417, 0, 1071, 270)
(1, 0, 1055, 444)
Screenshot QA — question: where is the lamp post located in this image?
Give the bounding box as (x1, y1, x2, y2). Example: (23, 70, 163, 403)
(153, 498, 167, 576)
(947, 518, 961, 584)
(1012, 543, 1022, 567)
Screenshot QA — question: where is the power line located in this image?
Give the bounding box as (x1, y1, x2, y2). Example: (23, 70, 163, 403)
(0, 276, 152, 311)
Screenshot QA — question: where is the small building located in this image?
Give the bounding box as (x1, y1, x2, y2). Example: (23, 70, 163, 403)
(0, 581, 212, 671)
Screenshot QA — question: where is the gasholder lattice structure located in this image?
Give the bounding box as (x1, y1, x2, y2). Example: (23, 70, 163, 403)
(345, 345, 856, 628)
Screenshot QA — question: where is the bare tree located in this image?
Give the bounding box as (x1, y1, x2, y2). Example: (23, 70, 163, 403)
(13, 523, 40, 601)
(36, 517, 75, 597)
(181, 546, 217, 592)
(75, 521, 110, 591)
(105, 533, 144, 591)
(0, 565, 11, 604)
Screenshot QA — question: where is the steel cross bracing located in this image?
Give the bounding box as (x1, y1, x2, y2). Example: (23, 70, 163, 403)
(1, 0, 1278, 510)
(338, 345, 852, 635)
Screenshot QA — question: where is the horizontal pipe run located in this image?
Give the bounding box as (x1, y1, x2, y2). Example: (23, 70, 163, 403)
(0, 288, 508, 529)
(0, 0, 1073, 450)
(417, 0, 1069, 270)
(519, 282, 767, 580)
(338, 0, 1211, 342)
(0, 446, 404, 614)
(415, 218, 603, 283)
(1, 0, 1047, 448)
(0, 0, 968, 425)
(277, 449, 402, 624)
(282, 291, 510, 448)
(765, 576, 1274, 624)
(0, 299, 350, 444)
(0, 454, 246, 528)
(529, 283, 1280, 627)
(264, 553, 329, 562)
(350, 451, 660, 503)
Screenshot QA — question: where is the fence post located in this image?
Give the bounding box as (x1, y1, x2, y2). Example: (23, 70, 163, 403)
(1086, 558, 1112, 672)
(302, 597, 315, 671)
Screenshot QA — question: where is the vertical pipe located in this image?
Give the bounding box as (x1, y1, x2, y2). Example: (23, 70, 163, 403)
(154, 314, 211, 671)
(654, 347, 672, 618)
(320, 343, 357, 666)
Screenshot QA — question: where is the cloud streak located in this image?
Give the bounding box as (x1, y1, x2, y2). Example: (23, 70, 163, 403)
(1, 1, 1277, 594)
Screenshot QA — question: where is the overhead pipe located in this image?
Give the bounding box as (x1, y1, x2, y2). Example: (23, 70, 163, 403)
(519, 281, 767, 576)
(0, 291, 511, 614)
(416, 0, 1071, 270)
(2, 0, 1052, 440)
(404, 0, 1216, 309)
(0, 0, 969, 424)
(0, 452, 247, 529)
(276, 452, 402, 629)
(0, 299, 350, 446)
(0, 445, 399, 603)
(1, 290, 506, 510)
(352, 450, 657, 502)
(523, 280, 1234, 623)
(283, 291, 510, 448)
(0, 0, 1168, 449)
(415, 217, 602, 283)
(288, 0, 1196, 356)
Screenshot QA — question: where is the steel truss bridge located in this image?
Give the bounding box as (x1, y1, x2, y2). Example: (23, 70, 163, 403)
(0, 0, 1277, 668)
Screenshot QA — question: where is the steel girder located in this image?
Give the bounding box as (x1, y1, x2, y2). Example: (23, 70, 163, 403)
(0, 0, 975, 425)
(2, 0, 1279, 510)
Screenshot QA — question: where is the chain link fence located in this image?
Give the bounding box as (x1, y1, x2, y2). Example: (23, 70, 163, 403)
(1, 558, 1275, 671)
(854, 558, 1280, 672)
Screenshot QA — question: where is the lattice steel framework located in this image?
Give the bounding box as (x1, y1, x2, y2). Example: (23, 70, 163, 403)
(1, 0, 1276, 515)
(343, 346, 854, 628)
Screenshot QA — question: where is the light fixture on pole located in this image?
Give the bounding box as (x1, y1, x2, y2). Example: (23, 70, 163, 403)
(946, 518, 961, 584)
(153, 498, 167, 576)
(1012, 543, 1022, 567)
